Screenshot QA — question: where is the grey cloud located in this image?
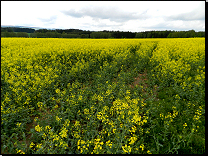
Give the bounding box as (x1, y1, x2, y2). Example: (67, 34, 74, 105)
(168, 12, 204, 21)
(61, 9, 83, 18)
(166, 5, 204, 21)
(144, 23, 169, 29)
(38, 16, 57, 24)
(61, 6, 149, 22)
(139, 22, 174, 31)
(139, 19, 204, 32)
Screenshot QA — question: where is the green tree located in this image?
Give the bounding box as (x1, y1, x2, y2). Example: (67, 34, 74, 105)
(16, 32, 29, 38)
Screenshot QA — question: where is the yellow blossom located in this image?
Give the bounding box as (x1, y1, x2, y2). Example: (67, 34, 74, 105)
(35, 125, 42, 132)
(140, 144, 144, 151)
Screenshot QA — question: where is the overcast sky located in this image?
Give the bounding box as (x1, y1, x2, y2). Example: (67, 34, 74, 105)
(1, 1, 205, 32)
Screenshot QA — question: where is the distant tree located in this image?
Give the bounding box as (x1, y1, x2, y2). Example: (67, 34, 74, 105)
(3, 32, 17, 37)
(147, 32, 152, 38)
(1, 32, 6, 37)
(167, 33, 172, 38)
(135, 32, 143, 38)
(54, 32, 61, 38)
(16, 32, 29, 37)
(81, 34, 89, 38)
(196, 31, 205, 37)
(35, 29, 48, 33)
(35, 32, 47, 38)
(90, 32, 100, 38)
(187, 30, 196, 38)
(30, 33, 37, 38)
(7, 27, 14, 32)
(1, 28, 7, 32)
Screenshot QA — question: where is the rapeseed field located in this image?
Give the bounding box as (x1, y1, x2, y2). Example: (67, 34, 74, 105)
(1, 38, 205, 154)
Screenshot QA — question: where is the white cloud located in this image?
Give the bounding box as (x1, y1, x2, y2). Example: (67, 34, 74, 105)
(1, 1, 205, 32)
(61, 6, 149, 23)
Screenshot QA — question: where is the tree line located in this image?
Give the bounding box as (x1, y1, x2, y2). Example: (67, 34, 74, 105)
(1, 27, 205, 38)
(1, 27, 35, 33)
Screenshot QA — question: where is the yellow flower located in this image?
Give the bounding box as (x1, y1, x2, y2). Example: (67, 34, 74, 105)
(183, 123, 187, 128)
(17, 149, 25, 154)
(147, 150, 152, 154)
(74, 133, 80, 138)
(42, 133, 46, 138)
(78, 95, 82, 101)
(140, 144, 144, 151)
(16, 122, 21, 127)
(122, 144, 131, 153)
(36, 143, 42, 149)
(37, 102, 43, 108)
(84, 108, 89, 115)
(55, 89, 60, 94)
(106, 140, 112, 148)
(34, 117, 38, 122)
(81, 140, 85, 145)
(129, 136, 137, 144)
(59, 127, 68, 138)
(35, 125, 42, 132)
(45, 125, 51, 131)
(97, 94, 103, 102)
(30, 142, 35, 148)
(56, 116, 62, 122)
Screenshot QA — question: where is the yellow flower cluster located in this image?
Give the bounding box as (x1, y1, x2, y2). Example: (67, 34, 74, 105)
(193, 107, 203, 121)
(16, 122, 22, 127)
(16, 149, 25, 154)
(91, 138, 104, 154)
(59, 127, 68, 138)
(128, 136, 137, 145)
(56, 116, 62, 122)
(77, 140, 91, 153)
(150, 38, 204, 87)
(106, 140, 113, 148)
(35, 125, 42, 132)
(122, 144, 132, 153)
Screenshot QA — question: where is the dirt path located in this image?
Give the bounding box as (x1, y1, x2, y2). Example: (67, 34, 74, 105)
(130, 70, 159, 102)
